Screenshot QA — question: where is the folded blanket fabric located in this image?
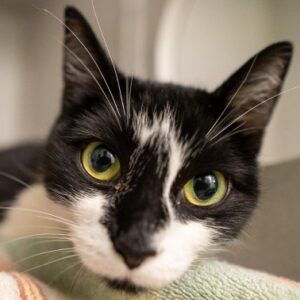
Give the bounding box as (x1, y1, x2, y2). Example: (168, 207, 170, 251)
(1, 240, 300, 300)
(0, 271, 70, 300)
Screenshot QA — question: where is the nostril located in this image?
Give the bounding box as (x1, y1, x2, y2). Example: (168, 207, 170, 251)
(113, 239, 156, 269)
(122, 253, 147, 269)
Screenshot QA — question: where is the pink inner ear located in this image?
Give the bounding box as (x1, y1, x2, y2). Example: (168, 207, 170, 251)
(215, 42, 292, 131)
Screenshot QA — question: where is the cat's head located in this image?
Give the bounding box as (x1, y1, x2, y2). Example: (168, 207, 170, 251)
(44, 7, 292, 292)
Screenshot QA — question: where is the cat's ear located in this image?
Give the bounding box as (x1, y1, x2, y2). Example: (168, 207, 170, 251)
(63, 7, 122, 107)
(213, 42, 292, 154)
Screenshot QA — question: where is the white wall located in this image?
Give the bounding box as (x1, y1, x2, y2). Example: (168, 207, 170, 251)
(155, 0, 300, 165)
(1, 0, 300, 166)
(0, 0, 121, 147)
(265, 0, 300, 165)
(0, 0, 165, 148)
(0, 4, 29, 145)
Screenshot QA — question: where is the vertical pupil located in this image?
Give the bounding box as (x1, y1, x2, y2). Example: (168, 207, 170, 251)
(90, 146, 115, 172)
(193, 173, 218, 200)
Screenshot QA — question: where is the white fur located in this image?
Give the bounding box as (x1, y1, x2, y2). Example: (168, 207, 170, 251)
(133, 110, 188, 217)
(71, 193, 215, 288)
(0, 184, 72, 239)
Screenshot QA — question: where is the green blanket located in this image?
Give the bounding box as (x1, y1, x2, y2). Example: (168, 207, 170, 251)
(4, 240, 300, 300)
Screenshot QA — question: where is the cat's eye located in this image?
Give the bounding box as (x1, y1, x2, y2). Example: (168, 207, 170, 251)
(183, 171, 227, 206)
(81, 142, 120, 181)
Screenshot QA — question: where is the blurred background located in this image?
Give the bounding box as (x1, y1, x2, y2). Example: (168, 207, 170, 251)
(0, 0, 299, 280)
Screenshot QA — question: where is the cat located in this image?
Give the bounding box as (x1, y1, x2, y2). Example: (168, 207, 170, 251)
(0, 6, 292, 293)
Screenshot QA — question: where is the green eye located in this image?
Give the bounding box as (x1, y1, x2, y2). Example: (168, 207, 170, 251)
(82, 142, 120, 181)
(183, 171, 227, 206)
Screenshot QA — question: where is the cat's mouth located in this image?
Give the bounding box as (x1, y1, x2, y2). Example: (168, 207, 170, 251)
(105, 278, 145, 294)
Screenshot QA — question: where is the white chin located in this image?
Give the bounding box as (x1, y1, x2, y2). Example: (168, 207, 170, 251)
(72, 196, 215, 290)
(73, 238, 194, 290)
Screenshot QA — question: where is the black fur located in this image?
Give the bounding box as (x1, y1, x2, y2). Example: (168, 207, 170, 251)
(42, 7, 292, 271)
(1, 6, 293, 290)
(0, 144, 43, 219)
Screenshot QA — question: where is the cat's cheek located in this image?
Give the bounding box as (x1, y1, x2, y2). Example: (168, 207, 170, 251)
(72, 225, 128, 279)
(70, 194, 129, 278)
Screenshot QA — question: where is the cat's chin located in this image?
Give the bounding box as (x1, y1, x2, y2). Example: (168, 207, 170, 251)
(76, 248, 187, 290)
(105, 278, 146, 294)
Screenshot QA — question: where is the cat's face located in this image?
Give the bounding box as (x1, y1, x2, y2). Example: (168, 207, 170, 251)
(43, 8, 292, 291)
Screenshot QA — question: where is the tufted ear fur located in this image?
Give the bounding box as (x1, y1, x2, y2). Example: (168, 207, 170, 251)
(63, 7, 123, 110)
(214, 42, 293, 154)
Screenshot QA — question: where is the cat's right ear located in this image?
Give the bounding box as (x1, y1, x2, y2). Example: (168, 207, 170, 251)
(63, 7, 122, 109)
(213, 42, 292, 155)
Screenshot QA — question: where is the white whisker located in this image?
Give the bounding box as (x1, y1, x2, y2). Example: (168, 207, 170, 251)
(210, 126, 263, 147)
(38, 8, 121, 118)
(206, 56, 257, 138)
(0, 171, 32, 190)
(0, 205, 76, 228)
(51, 260, 81, 286)
(22, 253, 78, 273)
(210, 85, 300, 141)
(0, 233, 72, 247)
(68, 264, 85, 294)
(128, 76, 134, 124)
(14, 247, 74, 265)
(58, 40, 122, 129)
(91, 0, 125, 120)
(25, 238, 79, 250)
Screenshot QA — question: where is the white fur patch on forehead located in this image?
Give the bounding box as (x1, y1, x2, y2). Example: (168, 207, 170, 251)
(133, 109, 189, 217)
(133, 109, 171, 146)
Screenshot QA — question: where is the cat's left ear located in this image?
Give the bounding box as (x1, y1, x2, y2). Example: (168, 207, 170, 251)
(63, 7, 123, 108)
(214, 42, 293, 154)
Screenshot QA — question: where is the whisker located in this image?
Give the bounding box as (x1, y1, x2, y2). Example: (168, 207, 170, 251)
(22, 253, 78, 273)
(127, 76, 134, 125)
(13, 247, 74, 266)
(209, 126, 263, 147)
(0, 206, 76, 228)
(0, 171, 76, 228)
(206, 56, 257, 139)
(125, 76, 129, 126)
(21, 238, 75, 248)
(209, 121, 245, 144)
(91, 0, 125, 119)
(0, 233, 72, 247)
(0, 171, 32, 190)
(10, 159, 40, 178)
(6, 224, 71, 232)
(37, 8, 121, 118)
(208, 108, 236, 138)
(210, 85, 300, 141)
(51, 260, 82, 287)
(57, 40, 121, 129)
(68, 264, 85, 295)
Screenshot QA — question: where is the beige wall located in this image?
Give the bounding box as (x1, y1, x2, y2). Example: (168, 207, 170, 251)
(1, 0, 300, 164)
(0, 0, 121, 147)
(155, 0, 300, 165)
(0, 0, 165, 148)
(0, 3, 29, 145)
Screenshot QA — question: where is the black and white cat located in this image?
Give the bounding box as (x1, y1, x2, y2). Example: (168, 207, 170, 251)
(0, 7, 292, 292)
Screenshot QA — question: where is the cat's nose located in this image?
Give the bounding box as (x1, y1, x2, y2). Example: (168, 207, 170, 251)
(113, 237, 156, 269)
